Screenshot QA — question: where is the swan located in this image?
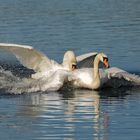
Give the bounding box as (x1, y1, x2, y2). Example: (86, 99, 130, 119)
(0, 43, 78, 79)
(68, 53, 110, 90)
(68, 52, 140, 90)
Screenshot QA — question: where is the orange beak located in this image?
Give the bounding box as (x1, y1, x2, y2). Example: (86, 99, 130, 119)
(103, 59, 110, 68)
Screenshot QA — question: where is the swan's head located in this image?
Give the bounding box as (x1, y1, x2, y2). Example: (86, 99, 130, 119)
(97, 53, 110, 68)
(63, 50, 77, 71)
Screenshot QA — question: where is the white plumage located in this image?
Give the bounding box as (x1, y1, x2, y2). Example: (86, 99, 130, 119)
(0, 43, 140, 92)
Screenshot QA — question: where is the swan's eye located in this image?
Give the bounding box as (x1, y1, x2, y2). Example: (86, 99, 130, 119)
(103, 57, 108, 62)
(72, 64, 77, 70)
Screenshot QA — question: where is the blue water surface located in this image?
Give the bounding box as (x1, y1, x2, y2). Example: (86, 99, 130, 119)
(0, 0, 140, 139)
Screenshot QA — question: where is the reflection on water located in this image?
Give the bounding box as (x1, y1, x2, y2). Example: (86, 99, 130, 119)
(0, 90, 109, 140)
(1, 87, 140, 139)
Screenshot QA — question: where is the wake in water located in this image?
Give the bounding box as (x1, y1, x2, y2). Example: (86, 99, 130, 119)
(0, 67, 38, 94)
(0, 66, 67, 94)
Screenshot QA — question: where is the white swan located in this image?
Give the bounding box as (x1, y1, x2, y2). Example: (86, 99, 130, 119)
(68, 53, 110, 90)
(68, 52, 140, 90)
(0, 43, 78, 79)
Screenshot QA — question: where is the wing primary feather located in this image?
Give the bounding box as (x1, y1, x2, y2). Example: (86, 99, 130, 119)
(0, 43, 52, 72)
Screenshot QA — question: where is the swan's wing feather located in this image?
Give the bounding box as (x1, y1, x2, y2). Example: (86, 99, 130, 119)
(112, 72, 140, 85)
(76, 52, 98, 62)
(76, 52, 97, 68)
(105, 67, 140, 87)
(0, 43, 52, 72)
(76, 52, 104, 68)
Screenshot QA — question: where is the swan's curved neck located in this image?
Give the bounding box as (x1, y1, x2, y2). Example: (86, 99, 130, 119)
(92, 55, 100, 89)
(93, 56, 100, 78)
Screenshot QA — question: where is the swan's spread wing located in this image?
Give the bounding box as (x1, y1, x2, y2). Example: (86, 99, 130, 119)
(76, 52, 103, 68)
(0, 43, 52, 72)
(104, 67, 140, 87)
(76, 52, 97, 68)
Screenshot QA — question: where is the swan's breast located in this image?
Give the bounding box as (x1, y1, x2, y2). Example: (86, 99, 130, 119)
(72, 68, 93, 86)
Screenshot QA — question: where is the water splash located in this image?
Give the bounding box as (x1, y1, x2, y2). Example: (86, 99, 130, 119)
(0, 65, 67, 94)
